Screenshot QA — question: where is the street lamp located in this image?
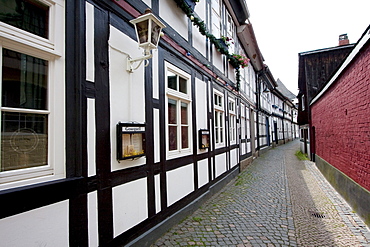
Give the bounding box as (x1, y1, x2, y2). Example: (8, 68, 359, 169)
(127, 9, 166, 72)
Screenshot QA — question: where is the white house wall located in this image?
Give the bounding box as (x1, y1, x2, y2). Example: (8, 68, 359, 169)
(215, 153, 227, 177)
(155, 174, 161, 214)
(0, 200, 69, 247)
(160, 0, 188, 41)
(86, 2, 95, 82)
(109, 25, 146, 170)
(230, 148, 238, 168)
(167, 164, 195, 206)
(88, 191, 99, 247)
(196, 78, 208, 155)
(112, 178, 148, 237)
(87, 98, 96, 177)
(198, 158, 209, 188)
(154, 108, 160, 163)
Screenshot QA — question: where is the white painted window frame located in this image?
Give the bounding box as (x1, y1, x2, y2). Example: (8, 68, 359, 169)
(228, 98, 236, 144)
(165, 62, 192, 159)
(214, 89, 224, 147)
(0, 0, 65, 190)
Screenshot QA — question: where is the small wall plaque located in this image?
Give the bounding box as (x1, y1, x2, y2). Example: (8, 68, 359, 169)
(199, 129, 210, 149)
(117, 122, 146, 160)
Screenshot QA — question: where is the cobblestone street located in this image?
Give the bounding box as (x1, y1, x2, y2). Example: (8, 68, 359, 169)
(151, 140, 370, 246)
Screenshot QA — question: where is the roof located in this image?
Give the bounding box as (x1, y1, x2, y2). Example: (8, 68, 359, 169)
(311, 24, 370, 105)
(276, 78, 296, 101)
(299, 43, 355, 56)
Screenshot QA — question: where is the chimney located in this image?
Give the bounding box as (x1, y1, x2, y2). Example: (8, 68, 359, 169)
(339, 33, 349, 46)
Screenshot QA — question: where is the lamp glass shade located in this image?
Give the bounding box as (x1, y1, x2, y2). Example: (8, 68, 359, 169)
(130, 12, 166, 51)
(136, 20, 149, 44)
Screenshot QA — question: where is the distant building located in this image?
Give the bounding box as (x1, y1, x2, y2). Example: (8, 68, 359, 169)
(310, 25, 370, 226)
(297, 34, 355, 159)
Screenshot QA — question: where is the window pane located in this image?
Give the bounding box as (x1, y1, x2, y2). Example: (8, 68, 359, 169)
(215, 127, 219, 143)
(168, 126, 177, 151)
(179, 76, 187, 94)
(181, 102, 188, 124)
(1, 112, 47, 171)
(2, 49, 48, 110)
(167, 71, 177, 90)
(168, 99, 177, 124)
(181, 126, 188, 149)
(0, 0, 49, 38)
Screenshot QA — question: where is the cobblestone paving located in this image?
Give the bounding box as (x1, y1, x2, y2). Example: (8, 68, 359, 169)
(152, 140, 370, 246)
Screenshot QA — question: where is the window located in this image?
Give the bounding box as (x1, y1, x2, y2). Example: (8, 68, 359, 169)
(226, 13, 235, 53)
(214, 90, 224, 146)
(1, 49, 48, 172)
(211, 0, 221, 38)
(0, 0, 49, 39)
(229, 99, 236, 143)
(166, 63, 191, 157)
(0, 0, 64, 189)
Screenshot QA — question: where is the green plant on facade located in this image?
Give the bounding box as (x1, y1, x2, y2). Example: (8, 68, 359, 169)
(173, 0, 250, 91)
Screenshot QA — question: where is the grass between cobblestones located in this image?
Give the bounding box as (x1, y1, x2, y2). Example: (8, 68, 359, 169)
(295, 150, 309, 160)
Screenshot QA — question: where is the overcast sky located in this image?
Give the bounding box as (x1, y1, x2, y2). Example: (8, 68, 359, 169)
(246, 0, 370, 95)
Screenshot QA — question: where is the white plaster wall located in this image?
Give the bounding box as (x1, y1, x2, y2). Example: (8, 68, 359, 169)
(197, 159, 209, 188)
(0, 200, 69, 246)
(196, 78, 208, 154)
(241, 142, 246, 155)
(87, 98, 96, 177)
(152, 50, 159, 99)
(230, 148, 238, 168)
(228, 65, 236, 82)
(193, 26, 206, 57)
(154, 108, 160, 163)
(215, 153, 226, 177)
(160, 0, 188, 40)
(109, 26, 146, 171)
(86, 2, 95, 82)
(192, 1, 207, 55)
(142, 0, 151, 8)
(167, 164, 194, 206)
(88, 191, 99, 247)
(112, 178, 148, 237)
(213, 48, 224, 73)
(155, 174, 161, 214)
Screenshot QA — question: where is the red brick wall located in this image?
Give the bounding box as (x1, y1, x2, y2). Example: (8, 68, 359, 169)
(311, 42, 370, 192)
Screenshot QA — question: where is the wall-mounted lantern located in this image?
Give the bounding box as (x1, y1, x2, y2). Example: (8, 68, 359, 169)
(127, 9, 166, 72)
(199, 129, 210, 149)
(117, 122, 146, 160)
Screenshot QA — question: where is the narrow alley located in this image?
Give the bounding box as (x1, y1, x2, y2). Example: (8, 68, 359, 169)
(151, 140, 370, 246)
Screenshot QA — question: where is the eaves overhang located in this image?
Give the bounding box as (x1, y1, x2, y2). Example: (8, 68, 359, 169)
(237, 22, 264, 71)
(227, 0, 250, 24)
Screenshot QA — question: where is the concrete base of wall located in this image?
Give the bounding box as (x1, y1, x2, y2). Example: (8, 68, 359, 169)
(240, 156, 254, 171)
(126, 166, 240, 247)
(315, 155, 370, 226)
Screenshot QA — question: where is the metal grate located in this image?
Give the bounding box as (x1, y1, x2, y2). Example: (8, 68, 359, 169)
(311, 212, 325, 218)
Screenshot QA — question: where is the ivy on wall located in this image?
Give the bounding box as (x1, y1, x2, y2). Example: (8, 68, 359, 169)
(173, 0, 243, 90)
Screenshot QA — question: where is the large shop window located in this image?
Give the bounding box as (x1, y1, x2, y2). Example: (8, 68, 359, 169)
(0, 0, 64, 189)
(214, 90, 224, 146)
(166, 63, 191, 158)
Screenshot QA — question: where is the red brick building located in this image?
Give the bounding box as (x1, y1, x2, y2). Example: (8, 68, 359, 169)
(310, 25, 370, 225)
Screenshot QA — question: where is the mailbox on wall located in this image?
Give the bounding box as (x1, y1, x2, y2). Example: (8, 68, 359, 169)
(117, 122, 146, 160)
(199, 129, 210, 149)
